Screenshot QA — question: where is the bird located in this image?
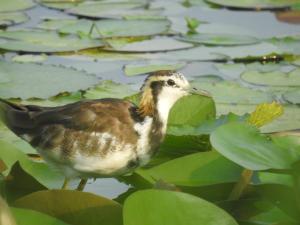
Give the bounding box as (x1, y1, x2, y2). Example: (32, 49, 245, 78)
(0, 70, 210, 191)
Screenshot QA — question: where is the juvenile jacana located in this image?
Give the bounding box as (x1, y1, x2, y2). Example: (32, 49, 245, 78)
(0, 70, 210, 190)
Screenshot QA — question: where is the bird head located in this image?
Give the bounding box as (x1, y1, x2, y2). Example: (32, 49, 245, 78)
(138, 70, 210, 118)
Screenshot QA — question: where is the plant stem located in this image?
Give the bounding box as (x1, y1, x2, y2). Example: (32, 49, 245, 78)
(228, 169, 253, 200)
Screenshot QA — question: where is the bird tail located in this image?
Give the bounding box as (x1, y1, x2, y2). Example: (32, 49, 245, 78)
(0, 99, 35, 136)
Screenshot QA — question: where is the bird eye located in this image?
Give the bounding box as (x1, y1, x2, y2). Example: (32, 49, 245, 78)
(167, 79, 175, 86)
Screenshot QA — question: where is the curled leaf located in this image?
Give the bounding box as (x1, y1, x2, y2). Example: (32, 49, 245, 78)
(247, 102, 284, 128)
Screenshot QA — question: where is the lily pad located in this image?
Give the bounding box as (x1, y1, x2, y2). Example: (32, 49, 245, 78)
(178, 33, 259, 46)
(107, 37, 193, 52)
(66, 2, 162, 19)
(84, 80, 136, 100)
(0, 30, 104, 53)
(0, 0, 35, 12)
(124, 61, 186, 76)
(0, 12, 29, 26)
(0, 61, 99, 99)
(210, 122, 299, 170)
(192, 81, 274, 104)
(13, 190, 123, 225)
(135, 151, 242, 186)
(12, 54, 48, 63)
(40, 18, 171, 38)
(123, 190, 238, 225)
(283, 89, 300, 104)
(206, 0, 299, 9)
(11, 207, 69, 225)
(241, 68, 300, 86)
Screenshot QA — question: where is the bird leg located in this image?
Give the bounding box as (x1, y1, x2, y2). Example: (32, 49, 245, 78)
(61, 178, 70, 190)
(76, 178, 88, 191)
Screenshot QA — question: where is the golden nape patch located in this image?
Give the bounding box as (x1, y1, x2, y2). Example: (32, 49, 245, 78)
(138, 87, 155, 117)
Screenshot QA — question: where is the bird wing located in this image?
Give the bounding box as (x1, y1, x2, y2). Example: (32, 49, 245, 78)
(0, 99, 141, 150)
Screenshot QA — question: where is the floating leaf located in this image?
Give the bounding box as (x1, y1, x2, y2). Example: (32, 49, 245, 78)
(14, 190, 122, 225)
(40, 18, 171, 38)
(206, 0, 299, 9)
(124, 61, 186, 76)
(178, 33, 258, 46)
(107, 37, 193, 52)
(283, 89, 300, 104)
(192, 81, 274, 104)
(136, 151, 243, 186)
(0, 0, 35, 12)
(0, 61, 99, 99)
(12, 54, 47, 63)
(84, 80, 136, 100)
(11, 207, 69, 225)
(0, 12, 29, 26)
(0, 30, 104, 53)
(66, 2, 162, 19)
(123, 190, 238, 225)
(241, 68, 300, 86)
(216, 104, 300, 133)
(210, 122, 299, 170)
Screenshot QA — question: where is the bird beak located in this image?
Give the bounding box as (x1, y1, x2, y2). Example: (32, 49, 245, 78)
(187, 87, 211, 97)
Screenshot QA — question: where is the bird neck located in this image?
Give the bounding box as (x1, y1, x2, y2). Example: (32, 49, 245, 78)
(138, 88, 178, 133)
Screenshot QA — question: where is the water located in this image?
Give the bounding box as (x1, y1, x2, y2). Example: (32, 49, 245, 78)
(3, 0, 300, 198)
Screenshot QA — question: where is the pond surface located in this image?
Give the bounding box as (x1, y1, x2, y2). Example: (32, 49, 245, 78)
(1, 0, 300, 199)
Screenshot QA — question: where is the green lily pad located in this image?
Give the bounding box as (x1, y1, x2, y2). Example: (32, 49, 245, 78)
(12, 54, 48, 63)
(0, 0, 35, 12)
(0, 12, 29, 26)
(178, 33, 259, 46)
(206, 0, 299, 9)
(13, 190, 123, 225)
(135, 151, 242, 186)
(124, 61, 186, 76)
(123, 190, 238, 225)
(192, 81, 274, 104)
(0, 139, 64, 188)
(107, 37, 193, 52)
(11, 207, 69, 225)
(283, 89, 300, 104)
(241, 68, 300, 86)
(84, 80, 136, 100)
(66, 2, 162, 19)
(0, 61, 99, 99)
(0, 29, 104, 53)
(210, 122, 299, 170)
(39, 18, 171, 38)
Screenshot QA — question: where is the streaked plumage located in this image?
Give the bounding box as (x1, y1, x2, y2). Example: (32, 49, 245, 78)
(0, 71, 209, 185)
